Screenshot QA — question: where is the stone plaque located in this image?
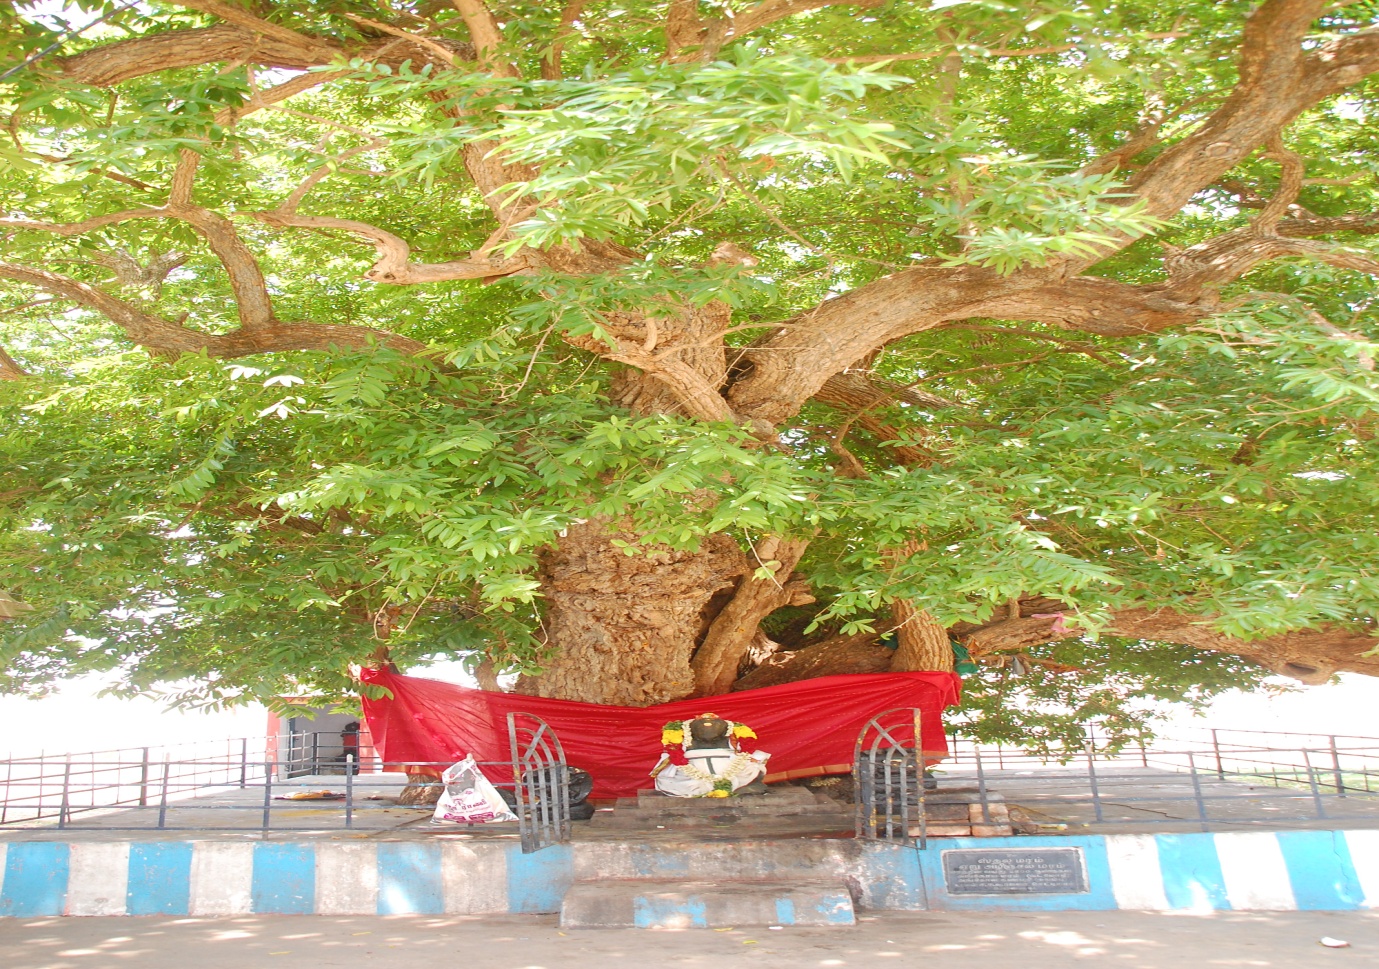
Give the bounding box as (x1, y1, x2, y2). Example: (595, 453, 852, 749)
(941, 847, 1089, 895)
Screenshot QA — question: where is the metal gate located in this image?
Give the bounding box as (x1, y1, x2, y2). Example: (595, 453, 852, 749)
(854, 707, 927, 847)
(507, 712, 571, 853)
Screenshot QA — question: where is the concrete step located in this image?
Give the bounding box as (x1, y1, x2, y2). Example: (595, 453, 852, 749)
(560, 878, 856, 929)
(633, 787, 819, 810)
(584, 810, 851, 830)
(589, 793, 850, 828)
(610, 800, 846, 818)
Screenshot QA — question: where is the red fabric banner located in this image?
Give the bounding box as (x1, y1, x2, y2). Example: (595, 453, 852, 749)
(359, 668, 961, 798)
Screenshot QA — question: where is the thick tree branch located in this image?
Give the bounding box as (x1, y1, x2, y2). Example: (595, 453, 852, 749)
(1164, 143, 1379, 296)
(726, 266, 1205, 423)
(55, 25, 337, 86)
(1279, 213, 1379, 237)
(814, 370, 956, 412)
(0, 261, 423, 358)
(727, 4, 1379, 426)
(172, 202, 278, 329)
(668, 0, 883, 62)
(1167, 233, 1379, 298)
(890, 601, 954, 672)
(343, 14, 458, 67)
(958, 605, 1379, 684)
(541, 0, 588, 80)
(7, 65, 391, 336)
(734, 630, 891, 691)
(1, 210, 168, 236)
(3, 195, 280, 331)
(253, 210, 532, 284)
(451, 0, 518, 76)
(53, 15, 456, 89)
(692, 537, 812, 695)
(1129, 3, 1379, 222)
(170, 1, 341, 57)
(0, 343, 27, 379)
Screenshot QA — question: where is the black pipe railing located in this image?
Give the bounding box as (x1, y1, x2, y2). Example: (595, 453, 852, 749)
(6, 727, 1379, 837)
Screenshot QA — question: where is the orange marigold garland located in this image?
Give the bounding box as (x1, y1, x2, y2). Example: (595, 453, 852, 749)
(660, 714, 758, 765)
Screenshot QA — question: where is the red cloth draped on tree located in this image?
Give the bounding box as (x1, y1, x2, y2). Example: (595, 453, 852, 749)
(359, 668, 961, 798)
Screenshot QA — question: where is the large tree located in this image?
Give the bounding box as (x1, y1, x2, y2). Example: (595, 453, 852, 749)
(2, 1, 1377, 745)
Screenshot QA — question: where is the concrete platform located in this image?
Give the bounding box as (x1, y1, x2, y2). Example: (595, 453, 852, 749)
(589, 785, 852, 835)
(9, 768, 1379, 920)
(559, 877, 856, 928)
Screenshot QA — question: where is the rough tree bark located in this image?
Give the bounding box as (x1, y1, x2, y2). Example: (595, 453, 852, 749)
(690, 537, 813, 696)
(512, 520, 751, 705)
(890, 602, 955, 674)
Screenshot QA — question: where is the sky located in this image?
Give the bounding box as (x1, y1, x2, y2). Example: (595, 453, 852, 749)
(2, 665, 1377, 760)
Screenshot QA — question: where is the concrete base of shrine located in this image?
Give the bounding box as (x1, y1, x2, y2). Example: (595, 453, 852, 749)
(559, 876, 857, 928)
(6, 830, 1379, 919)
(5, 776, 1379, 920)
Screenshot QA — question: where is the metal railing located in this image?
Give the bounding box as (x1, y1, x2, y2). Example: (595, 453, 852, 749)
(0, 733, 382, 827)
(1, 725, 571, 853)
(7, 726, 1379, 837)
(282, 731, 380, 777)
(0, 738, 263, 826)
(3, 757, 474, 831)
(855, 707, 928, 847)
(939, 727, 1379, 832)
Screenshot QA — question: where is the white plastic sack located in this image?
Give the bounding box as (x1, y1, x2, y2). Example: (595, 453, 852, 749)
(431, 755, 518, 824)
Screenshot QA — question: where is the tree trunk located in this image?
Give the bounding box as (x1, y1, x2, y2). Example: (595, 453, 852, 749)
(889, 601, 954, 673)
(514, 519, 749, 705)
(397, 766, 443, 806)
(473, 657, 500, 691)
(733, 631, 893, 690)
(690, 537, 813, 696)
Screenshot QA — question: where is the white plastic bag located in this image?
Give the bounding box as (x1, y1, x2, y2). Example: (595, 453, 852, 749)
(431, 756, 518, 824)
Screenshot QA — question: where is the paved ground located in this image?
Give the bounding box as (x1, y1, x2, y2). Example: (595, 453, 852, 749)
(3, 910, 1377, 968)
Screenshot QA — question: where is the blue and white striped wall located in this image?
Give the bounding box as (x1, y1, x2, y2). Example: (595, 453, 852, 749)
(3, 830, 1379, 917)
(0, 841, 565, 918)
(909, 830, 1379, 912)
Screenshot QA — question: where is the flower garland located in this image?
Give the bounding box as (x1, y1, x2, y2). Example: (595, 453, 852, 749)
(659, 713, 760, 797)
(675, 751, 758, 796)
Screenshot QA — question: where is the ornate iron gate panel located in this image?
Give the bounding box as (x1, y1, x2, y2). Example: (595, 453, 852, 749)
(855, 707, 926, 846)
(507, 712, 571, 853)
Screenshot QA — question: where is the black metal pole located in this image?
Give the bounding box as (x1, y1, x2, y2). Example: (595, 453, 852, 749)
(974, 741, 991, 823)
(1187, 751, 1209, 832)
(157, 754, 171, 829)
(1085, 741, 1104, 824)
(262, 761, 273, 829)
(138, 746, 150, 807)
(1303, 749, 1327, 820)
(344, 753, 354, 829)
(1329, 736, 1345, 797)
(58, 756, 71, 829)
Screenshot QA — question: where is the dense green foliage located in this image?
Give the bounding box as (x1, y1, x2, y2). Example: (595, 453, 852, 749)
(1, 2, 1376, 745)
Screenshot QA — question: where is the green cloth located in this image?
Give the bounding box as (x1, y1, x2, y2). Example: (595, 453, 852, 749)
(951, 641, 980, 676)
